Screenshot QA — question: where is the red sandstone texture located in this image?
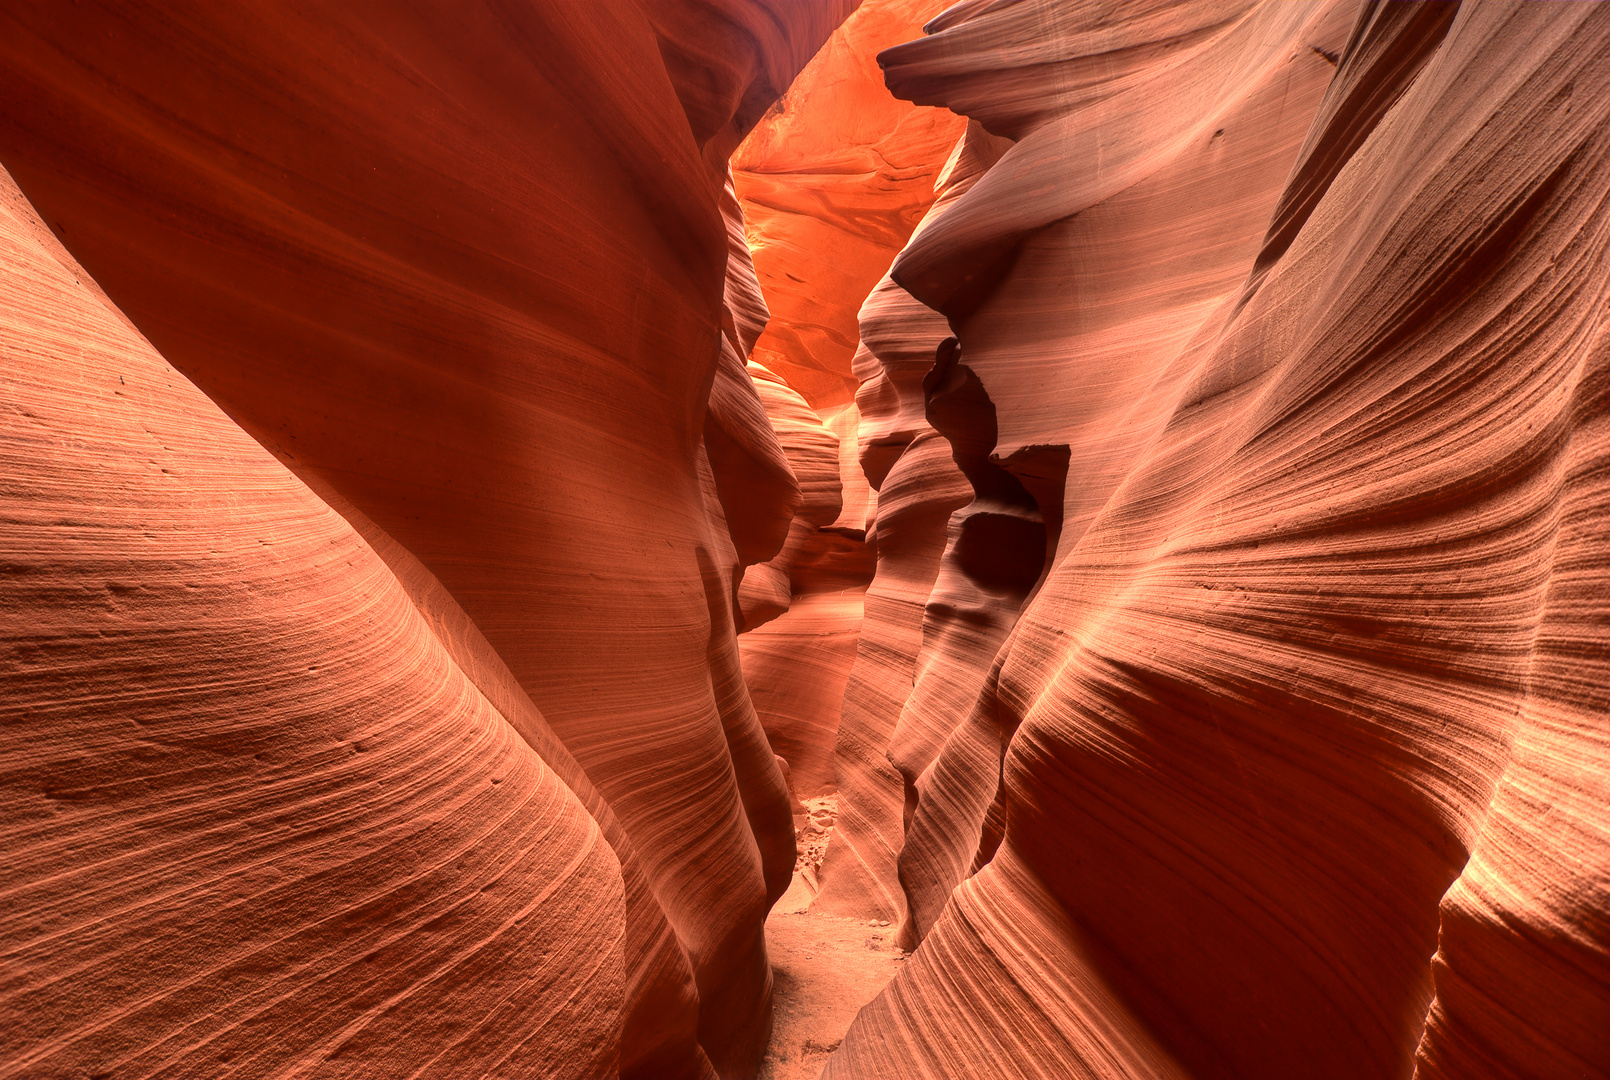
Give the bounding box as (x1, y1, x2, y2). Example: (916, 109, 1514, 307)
(811, 119, 1005, 923)
(3, 1, 1609, 1079)
(819, 2, 1610, 1078)
(733, 0, 959, 822)
(733, 360, 869, 806)
(733, 348, 877, 813)
(0, 3, 853, 1078)
(733, 0, 965, 410)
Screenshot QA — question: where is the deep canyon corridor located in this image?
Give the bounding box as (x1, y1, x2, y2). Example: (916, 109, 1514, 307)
(2, 2, 1608, 1079)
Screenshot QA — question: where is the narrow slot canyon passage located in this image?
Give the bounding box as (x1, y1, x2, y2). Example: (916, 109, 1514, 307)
(720, 7, 963, 1071)
(3, 3, 1609, 1080)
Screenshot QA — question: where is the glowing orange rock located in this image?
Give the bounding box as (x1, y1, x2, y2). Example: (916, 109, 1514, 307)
(733, 0, 966, 410)
(731, 0, 960, 835)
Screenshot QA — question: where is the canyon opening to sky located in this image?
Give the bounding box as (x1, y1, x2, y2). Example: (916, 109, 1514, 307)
(2, 2, 1608, 1079)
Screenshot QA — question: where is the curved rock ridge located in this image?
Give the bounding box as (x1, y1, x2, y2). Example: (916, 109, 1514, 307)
(0, 165, 625, 1080)
(886, 0, 1363, 947)
(305, 475, 711, 1080)
(706, 173, 803, 579)
(889, 337, 1069, 948)
(705, 340, 801, 575)
(825, 2, 1610, 1079)
(733, 0, 967, 410)
(0, 3, 856, 1077)
(735, 362, 846, 631)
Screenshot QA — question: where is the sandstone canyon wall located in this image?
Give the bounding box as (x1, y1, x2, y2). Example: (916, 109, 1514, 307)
(0, 3, 855, 1078)
(730, 0, 961, 833)
(732, 0, 965, 412)
(816, 1, 1610, 1079)
(3, 2, 1608, 1079)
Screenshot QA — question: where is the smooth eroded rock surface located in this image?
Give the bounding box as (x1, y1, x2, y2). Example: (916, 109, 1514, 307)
(734, 0, 965, 409)
(4, 2, 1607, 1078)
(0, 3, 855, 1077)
(824, 2, 1610, 1078)
(0, 165, 626, 1080)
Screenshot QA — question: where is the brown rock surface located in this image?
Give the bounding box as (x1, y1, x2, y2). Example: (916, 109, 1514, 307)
(735, 363, 846, 630)
(0, 3, 854, 1077)
(734, 371, 874, 812)
(740, 592, 866, 800)
(811, 120, 1006, 924)
(0, 165, 626, 1079)
(826, 2, 1610, 1079)
(5, 1, 1609, 1078)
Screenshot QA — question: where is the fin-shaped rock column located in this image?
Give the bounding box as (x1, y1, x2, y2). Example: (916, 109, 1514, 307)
(884, 0, 1365, 947)
(824, 2, 1610, 1078)
(0, 3, 856, 1077)
(812, 119, 1009, 922)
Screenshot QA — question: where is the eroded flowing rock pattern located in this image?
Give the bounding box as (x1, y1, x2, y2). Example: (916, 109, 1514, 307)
(811, 119, 1007, 922)
(734, 362, 867, 804)
(0, 165, 625, 1080)
(732, 0, 960, 829)
(5, 1, 1609, 1077)
(733, 0, 965, 409)
(889, 0, 1365, 946)
(0, 3, 855, 1077)
(825, 2, 1610, 1078)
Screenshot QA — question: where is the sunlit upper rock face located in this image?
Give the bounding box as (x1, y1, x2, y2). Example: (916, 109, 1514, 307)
(733, 0, 966, 411)
(2, 2, 1608, 1079)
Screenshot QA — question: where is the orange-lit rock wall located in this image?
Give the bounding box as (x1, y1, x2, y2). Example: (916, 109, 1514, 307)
(0, 3, 854, 1078)
(733, 0, 966, 410)
(821, 2, 1610, 1078)
(5, 1, 1608, 1078)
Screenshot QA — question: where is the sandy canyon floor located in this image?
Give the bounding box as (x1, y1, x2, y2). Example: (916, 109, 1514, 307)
(760, 800, 906, 1080)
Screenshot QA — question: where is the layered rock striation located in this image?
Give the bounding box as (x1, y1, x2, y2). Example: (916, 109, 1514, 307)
(4, 1, 1608, 1079)
(0, 3, 854, 1077)
(821, 2, 1610, 1078)
(0, 167, 629, 1079)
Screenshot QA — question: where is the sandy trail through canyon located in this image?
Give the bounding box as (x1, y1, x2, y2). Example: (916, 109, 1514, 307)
(760, 801, 906, 1080)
